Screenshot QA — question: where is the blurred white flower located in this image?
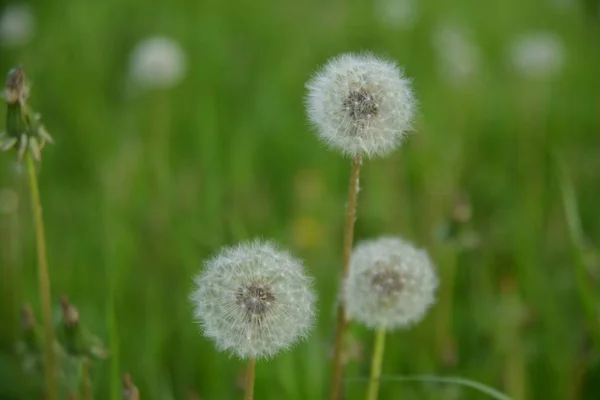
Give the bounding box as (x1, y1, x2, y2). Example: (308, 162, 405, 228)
(344, 236, 438, 330)
(190, 240, 316, 359)
(128, 36, 187, 89)
(0, 4, 34, 47)
(432, 22, 481, 85)
(305, 53, 416, 158)
(374, 0, 418, 30)
(509, 32, 565, 80)
(548, 0, 575, 11)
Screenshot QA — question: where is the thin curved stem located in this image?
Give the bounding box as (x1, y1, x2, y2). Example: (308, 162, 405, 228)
(330, 154, 362, 400)
(346, 375, 512, 400)
(366, 327, 386, 400)
(244, 358, 256, 400)
(26, 153, 56, 400)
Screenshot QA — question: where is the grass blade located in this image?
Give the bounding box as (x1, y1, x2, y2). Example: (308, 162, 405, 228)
(553, 151, 600, 351)
(346, 374, 512, 400)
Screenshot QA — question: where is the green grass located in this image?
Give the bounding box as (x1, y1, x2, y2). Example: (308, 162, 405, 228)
(1, 0, 600, 399)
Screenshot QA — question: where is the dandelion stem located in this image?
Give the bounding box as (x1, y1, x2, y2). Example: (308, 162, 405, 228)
(244, 358, 256, 400)
(26, 153, 56, 400)
(435, 245, 458, 364)
(330, 154, 362, 400)
(82, 357, 93, 400)
(367, 327, 386, 400)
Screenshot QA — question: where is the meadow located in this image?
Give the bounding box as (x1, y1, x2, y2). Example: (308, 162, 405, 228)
(1, 0, 600, 399)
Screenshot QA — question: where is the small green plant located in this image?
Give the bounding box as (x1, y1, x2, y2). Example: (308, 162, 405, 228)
(56, 295, 108, 400)
(1, 66, 56, 400)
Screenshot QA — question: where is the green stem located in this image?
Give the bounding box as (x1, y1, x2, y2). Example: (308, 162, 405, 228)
(366, 327, 386, 400)
(107, 291, 120, 400)
(435, 245, 458, 364)
(244, 358, 256, 400)
(26, 153, 57, 400)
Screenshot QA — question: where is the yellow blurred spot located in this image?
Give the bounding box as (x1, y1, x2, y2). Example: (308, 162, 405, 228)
(293, 169, 324, 206)
(292, 216, 324, 249)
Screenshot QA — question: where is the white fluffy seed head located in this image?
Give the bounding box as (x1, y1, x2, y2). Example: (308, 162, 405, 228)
(344, 236, 438, 330)
(509, 32, 565, 80)
(129, 36, 187, 89)
(190, 240, 316, 360)
(374, 0, 418, 30)
(432, 22, 481, 85)
(305, 53, 416, 158)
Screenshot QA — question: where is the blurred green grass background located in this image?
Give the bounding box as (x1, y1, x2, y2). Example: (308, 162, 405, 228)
(1, 0, 600, 399)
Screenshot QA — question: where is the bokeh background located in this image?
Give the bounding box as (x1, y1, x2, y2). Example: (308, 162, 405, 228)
(1, 0, 600, 399)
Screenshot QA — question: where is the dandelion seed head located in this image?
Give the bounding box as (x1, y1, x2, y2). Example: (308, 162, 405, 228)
(344, 237, 437, 330)
(374, 0, 418, 30)
(432, 22, 481, 85)
(129, 36, 187, 89)
(0, 4, 34, 48)
(548, 0, 575, 11)
(305, 53, 416, 158)
(509, 32, 565, 80)
(190, 240, 316, 359)
(1, 67, 53, 161)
